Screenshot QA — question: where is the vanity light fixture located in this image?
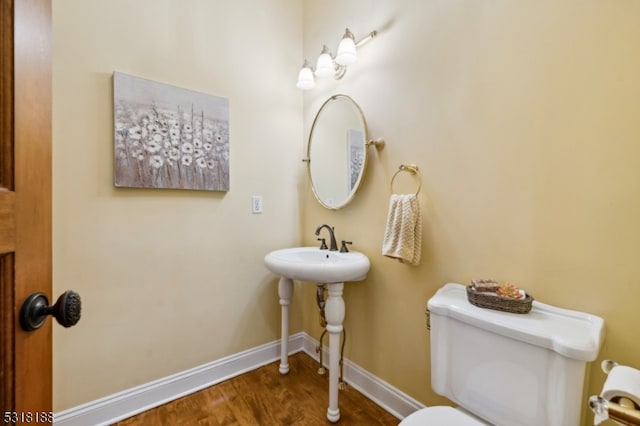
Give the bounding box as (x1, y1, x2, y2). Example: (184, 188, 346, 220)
(296, 28, 377, 91)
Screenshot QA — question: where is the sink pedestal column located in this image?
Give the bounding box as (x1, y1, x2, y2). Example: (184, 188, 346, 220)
(277, 279, 346, 423)
(324, 282, 345, 423)
(278, 277, 293, 375)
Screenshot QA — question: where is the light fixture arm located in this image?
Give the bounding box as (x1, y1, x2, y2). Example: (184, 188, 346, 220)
(334, 64, 347, 80)
(355, 30, 378, 48)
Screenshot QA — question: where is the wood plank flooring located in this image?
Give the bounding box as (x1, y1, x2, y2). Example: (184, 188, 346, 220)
(114, 352, 400, 425)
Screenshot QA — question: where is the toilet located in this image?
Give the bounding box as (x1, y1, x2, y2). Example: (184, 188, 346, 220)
(401, 283, 605, 426)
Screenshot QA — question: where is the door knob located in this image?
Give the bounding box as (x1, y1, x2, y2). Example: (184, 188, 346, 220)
(19, 290, 82, 332)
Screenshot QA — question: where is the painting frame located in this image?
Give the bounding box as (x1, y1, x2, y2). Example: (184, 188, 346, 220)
(113, 72, 230, 192)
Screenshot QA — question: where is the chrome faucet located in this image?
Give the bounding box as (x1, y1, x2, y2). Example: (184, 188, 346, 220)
(315, 224, 338, 251)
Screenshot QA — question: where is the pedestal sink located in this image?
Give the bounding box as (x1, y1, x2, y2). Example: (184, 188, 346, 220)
(264, 247, 370, 423)
(264, 247, 370, 283)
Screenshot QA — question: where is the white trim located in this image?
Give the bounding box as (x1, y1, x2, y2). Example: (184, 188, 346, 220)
(54, 334, 306, 426)
(54, 332, 424, 425)
(301, 334, 424, 420)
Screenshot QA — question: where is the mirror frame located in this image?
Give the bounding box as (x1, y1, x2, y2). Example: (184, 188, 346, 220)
(306, 94, 376, 210)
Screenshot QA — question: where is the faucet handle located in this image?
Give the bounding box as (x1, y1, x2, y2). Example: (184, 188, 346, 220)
(317, 238, 328, 250)
(340, 240, 352, 253)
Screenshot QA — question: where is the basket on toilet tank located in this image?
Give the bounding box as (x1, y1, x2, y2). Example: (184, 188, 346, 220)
(466, 282, 533, 314)
(409, 283, 605, 426)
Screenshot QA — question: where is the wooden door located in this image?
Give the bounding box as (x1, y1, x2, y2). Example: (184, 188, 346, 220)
(1, 0, 53, 422)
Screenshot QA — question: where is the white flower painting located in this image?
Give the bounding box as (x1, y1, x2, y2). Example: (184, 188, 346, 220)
(347, 128, 365, 191)
(113, 72, 230, 191)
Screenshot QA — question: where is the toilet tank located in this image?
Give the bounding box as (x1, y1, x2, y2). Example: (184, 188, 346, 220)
(428, 283, 604, 426)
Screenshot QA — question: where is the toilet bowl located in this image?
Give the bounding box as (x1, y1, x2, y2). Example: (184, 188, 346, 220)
(400, 406, 488, 425)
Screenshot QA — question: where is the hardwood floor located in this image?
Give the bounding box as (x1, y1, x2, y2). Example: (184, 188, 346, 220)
(114, 352, 400, 425)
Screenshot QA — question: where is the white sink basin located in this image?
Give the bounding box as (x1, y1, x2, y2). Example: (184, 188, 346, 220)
(264, 247, 370, 283)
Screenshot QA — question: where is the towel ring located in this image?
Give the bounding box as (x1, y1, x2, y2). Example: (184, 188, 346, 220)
(390, 164, 422, 195)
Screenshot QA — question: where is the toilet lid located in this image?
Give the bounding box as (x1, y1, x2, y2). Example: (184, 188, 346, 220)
(400, 406, 486, 426)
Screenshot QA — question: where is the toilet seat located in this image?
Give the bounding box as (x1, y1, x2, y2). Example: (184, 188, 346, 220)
(399, 406, 487, 425)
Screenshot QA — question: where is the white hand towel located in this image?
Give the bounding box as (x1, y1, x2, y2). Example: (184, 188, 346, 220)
(382, 194, 422, 265)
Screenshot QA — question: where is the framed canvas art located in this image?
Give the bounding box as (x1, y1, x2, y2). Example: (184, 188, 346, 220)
(113, 72, 230, 191)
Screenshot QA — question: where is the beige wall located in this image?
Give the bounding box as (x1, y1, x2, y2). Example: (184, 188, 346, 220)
(300, 1, 640, 425)
(52, 0, 304, 410)
(52, 1, 640, 424)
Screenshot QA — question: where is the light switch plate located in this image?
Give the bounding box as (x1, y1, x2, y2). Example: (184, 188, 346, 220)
(252, 195, 263, 214)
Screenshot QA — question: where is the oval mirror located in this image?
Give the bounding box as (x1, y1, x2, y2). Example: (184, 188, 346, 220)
(306, 94, 381, 210)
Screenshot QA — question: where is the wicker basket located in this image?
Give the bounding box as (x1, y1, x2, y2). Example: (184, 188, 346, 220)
(466, 285, 533, 314)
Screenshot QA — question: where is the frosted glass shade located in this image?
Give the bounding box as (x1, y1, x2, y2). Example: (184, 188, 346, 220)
(296, 65, 315, 90)
(315, 48, 335, 78)
(336, 37, 357, 66)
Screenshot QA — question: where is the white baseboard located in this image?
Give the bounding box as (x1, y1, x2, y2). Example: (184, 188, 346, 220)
(54, 332, 424, 425)
(300, 334, 424, 420)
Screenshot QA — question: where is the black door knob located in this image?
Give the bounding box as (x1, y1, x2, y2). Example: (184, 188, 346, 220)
(19, 290, 82, 332)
